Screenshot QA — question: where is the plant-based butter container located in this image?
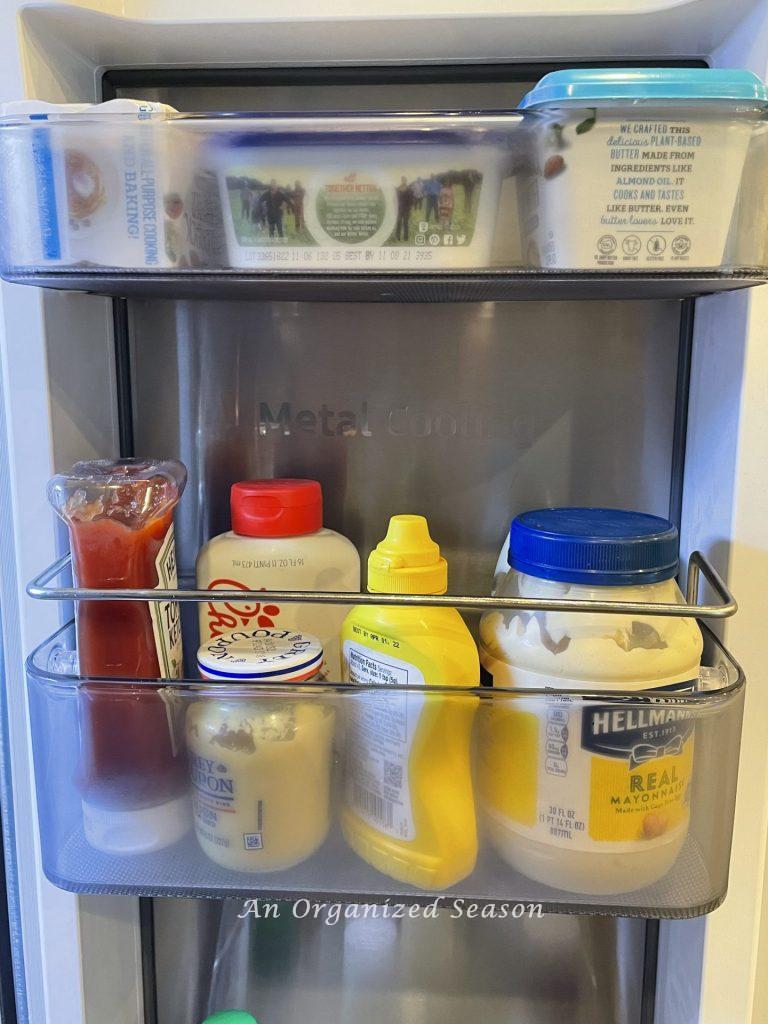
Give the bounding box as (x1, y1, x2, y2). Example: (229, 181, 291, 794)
(518, 68, 768, 270)
(204, 115, 517, 270)
(0, 99, 226, 271)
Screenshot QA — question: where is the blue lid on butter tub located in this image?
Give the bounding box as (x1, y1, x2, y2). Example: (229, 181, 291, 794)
(508, 508, 679, 586)
(520, 68, 768, 108)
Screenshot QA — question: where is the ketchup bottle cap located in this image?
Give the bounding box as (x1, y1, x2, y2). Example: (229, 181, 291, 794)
(231, 479, 322, 537)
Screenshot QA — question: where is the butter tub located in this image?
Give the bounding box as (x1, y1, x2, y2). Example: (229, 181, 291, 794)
(517, 68, 768, 271)
(201, 114, 521, 270)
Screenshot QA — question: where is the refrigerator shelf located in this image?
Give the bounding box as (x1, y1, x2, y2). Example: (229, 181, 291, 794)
(2, 101, 768, 282)
(3, 269, 766, 302)
(26, 623, 744, 918)
(27, 549, 737, 619)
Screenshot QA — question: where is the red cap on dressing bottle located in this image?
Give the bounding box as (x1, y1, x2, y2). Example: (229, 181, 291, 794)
(230, 479, 323, 537)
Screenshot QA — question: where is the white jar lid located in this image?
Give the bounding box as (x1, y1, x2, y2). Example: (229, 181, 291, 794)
(197, 628, 324, 682)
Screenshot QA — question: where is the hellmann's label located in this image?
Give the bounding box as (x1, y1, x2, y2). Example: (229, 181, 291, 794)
(478, 671, 696, 852)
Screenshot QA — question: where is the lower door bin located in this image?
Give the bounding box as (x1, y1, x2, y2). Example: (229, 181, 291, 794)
(26, 622, 743, 918)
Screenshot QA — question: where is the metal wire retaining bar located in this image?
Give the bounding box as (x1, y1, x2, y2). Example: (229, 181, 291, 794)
(26, 550, 736, 619)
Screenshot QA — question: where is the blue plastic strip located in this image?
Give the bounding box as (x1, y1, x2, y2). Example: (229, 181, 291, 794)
(219, 129, 496, 147)
(30, 128, 61, 261)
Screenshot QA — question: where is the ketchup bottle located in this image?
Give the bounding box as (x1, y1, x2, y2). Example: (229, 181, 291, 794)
(48, 458, 190, 854)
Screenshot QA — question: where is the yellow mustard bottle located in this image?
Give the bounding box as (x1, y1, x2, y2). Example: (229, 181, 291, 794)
(340, 515, 479, 890)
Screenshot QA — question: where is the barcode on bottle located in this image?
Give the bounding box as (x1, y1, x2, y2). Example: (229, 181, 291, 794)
(352, 783, 394, 829)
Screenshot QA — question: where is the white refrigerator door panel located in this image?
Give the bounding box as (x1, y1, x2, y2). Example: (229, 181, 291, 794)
(0, 3, 143, 1022)
(654, 15, 768, 1024)
(675, 291, 768, 1024)
(17, 0, 766, 76)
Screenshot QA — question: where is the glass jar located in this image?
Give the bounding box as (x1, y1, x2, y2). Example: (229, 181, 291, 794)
(188, 627, 334, 872)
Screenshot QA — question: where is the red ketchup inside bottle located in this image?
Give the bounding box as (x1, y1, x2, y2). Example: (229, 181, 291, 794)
(48, 459, 190, 855)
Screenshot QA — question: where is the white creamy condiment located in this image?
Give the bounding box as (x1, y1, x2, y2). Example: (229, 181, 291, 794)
(478, 508, 703, 895)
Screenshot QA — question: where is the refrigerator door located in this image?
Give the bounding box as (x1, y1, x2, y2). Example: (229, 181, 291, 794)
(0, 3, 767, 1024)
(0, 260, 147, 1023)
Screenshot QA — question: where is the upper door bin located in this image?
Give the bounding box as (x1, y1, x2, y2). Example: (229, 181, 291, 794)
(0, 71, 767, 300)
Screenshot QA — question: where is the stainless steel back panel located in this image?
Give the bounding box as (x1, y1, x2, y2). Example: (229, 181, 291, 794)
(153, 897, 645, 1024)
(121, 76, 684, 1024)
(130, 298, 681, 591)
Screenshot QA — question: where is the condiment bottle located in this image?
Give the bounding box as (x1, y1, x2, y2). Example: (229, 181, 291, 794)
(47, 458, 189, 854)
(340, 515, 479, 890)
(196, 479, 360, 680)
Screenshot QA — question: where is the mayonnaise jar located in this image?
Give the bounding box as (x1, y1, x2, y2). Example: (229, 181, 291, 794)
(478, 508, 703, 895)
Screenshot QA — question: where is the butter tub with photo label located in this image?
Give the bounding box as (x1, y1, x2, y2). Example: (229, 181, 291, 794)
(200, 114, 519, 270)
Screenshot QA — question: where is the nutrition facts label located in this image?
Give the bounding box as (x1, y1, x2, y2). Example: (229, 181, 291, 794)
(544, 700, 569, 777)
(343, 641, 424, 840)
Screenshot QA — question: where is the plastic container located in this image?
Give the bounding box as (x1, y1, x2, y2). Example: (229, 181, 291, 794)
(478, 508, 703, 895)
(4, 102, 768, 280)
(518, 68, 768, 270)
(47, 458, 190, 854)
(0, 110, 528, 277)
(0, 100, 226, 270)
(196, 479, 360, 681)
(26, 620, 743, 916)
(189, 628, 333, 873)
(204, 117, 514, 269)
(340, 515, 479, 890)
